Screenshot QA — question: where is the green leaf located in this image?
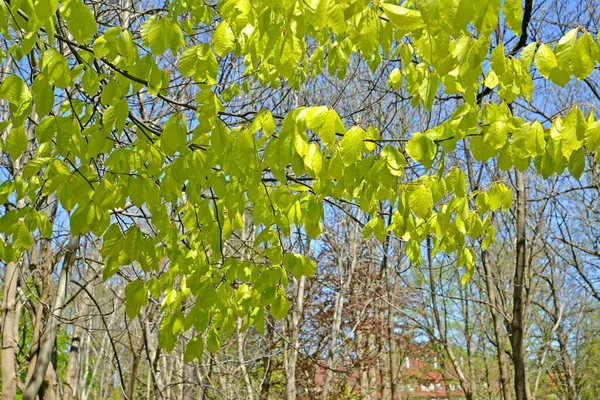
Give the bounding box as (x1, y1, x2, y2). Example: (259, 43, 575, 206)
(535, 44, 557, 79)
(5, 126, 28, 160)
(32, 76, 54, 116)
(14, 223, 33, 250)
(571, 32, 597, 80)
(304, 106, 329, 130)
(70, 202, 95, 236)
(34, 0, 59, 21)
(520, 42, 537, 70)
(380, 3, 425, 33)
(406, 132, 437, 169)
(161, 114, 186, 156)
(184, 336, 204, 363)
(60, 0, 97, 43)
(283, 253, 317, 279)
(0, 75, 32, 112)
(22, 157, 52, 179)
(488, 182, 512, 211)
(141, 16, 169, 55)
(585, 121, 600, 152)
(125, 280, 148, 319)
(315, 109, 345, 150)
(304, 143, 323, 177)
(503, 0, 522, 35)
(473, 0, 501, 36)
(41, 48, 70, 89)
(381, 145, 405, 177)
(206, 327, 221, 353)
(484, 121, 508, 150)
(409, 185, 433, 220)
(446, 168, 467, 198)
(568, 147, 585, 180)
(313, 0, 329, 29)
(212, 20, 235, 57)
(197, 283, 217, 309)
(270, 288, 289, 320)
(339, 126, 364, 166)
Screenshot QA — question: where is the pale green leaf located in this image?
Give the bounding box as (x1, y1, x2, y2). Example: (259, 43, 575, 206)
(60, 0, 97, 43)
(339, 126, 364, 166)
(212, 20, 235, 57)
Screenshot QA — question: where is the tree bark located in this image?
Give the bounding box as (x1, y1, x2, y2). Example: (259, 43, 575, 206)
(286, 275, 305, 400)
(511, 170, 528, 400)
(1, 261, 20, 400)
(237, 318, 254, 400)
(23, 236, 80, 400)
(427, 237, 473, 400)
(259, 315, 274, 399)
(321, 225, 358, 400)
(548, 264, 577, 400)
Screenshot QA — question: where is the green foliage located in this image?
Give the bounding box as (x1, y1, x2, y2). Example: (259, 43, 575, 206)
(2, 0, 599, 353)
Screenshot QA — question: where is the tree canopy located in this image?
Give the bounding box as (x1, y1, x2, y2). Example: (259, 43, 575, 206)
(1, 0, 600, 397)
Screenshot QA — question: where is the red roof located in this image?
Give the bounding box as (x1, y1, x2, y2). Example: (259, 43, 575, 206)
(312, 358, 465, 398)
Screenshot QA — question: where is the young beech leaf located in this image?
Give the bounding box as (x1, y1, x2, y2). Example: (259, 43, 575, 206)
(406, 132, 437, 169)
(339, 126, 364, 166)
(409, 185, 433, 220)
(32, 76, 54, 116)
(5, 126, 28, 160)
(503, 0, 523, 35)
(206, 327, 221, 353)
(0, 75, 32, 112)
(60, 0, 97, 43)
(380, 3, 425, 32)
(304, 143, 323, 177)
(571, 32, 598, 80)
(184, 336, 204, 363)
(124, 280, 148, 319)
(568, 147, 585, 180)
(535, 44, 557, 78)
(212, 20, 235, 57)
(270, 288, 289, 320)
(14, 223, 33, 251)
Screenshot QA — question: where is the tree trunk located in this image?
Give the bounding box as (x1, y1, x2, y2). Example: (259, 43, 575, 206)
(464, 138, 512, 400)
(548, 264, 577, 400)
(64, 313, 85, 400)
(259, 315, 274, 399)
(1, 261, 20, 400)
(321, 226, 358, 400)
(482, 250, 513, 400)
(427, 237, 473, 400)
(237, 318, 254, 400)
(23, 236, 80, 400)
(511, 169, 528, 400)
(286, 275, 305, 400)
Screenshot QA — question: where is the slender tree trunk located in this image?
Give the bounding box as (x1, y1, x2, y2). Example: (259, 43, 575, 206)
(426, 238, 473, 400)
(23, 236, 80, 400)
(64, 308, 86, 400)
(511, 169, 528, 400)
(321, 225, 358, 400)
(384, 211, 399, 400)
(482, 250, 513, 400)
(464, 139, 512, 400)
(286, 275, 306, 400)
(259, 315, 274, 399)
(1, 261, 20, 400)
(237, 318, 254, 400)
(548, 265, 577, 400)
